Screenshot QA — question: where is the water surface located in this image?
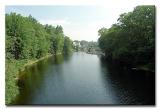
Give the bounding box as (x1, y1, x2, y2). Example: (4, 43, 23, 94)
(13, 52, 155, 105)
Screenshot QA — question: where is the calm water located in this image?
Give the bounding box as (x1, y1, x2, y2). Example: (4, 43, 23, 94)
(13, 52, 155, 105)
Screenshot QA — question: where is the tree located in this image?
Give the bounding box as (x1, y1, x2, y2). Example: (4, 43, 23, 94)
(6, 13, 72, 60)
(6, 13, 27, 59)
(52, 25, 64, 54)
(98, 6, 155, 69)
(63, 36, 73, 53)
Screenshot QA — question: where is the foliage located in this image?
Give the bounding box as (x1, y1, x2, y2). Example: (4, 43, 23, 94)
(73, 40, 100, 52)
(98, 6, 155, 69)
(5, 12, 73, 104)
(63, 36, 73, 53)
(6, 13, 73, 59)
(5, 59, 27, 104)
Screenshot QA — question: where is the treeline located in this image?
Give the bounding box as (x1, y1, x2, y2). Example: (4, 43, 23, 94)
(6, 13, 73, 60)
(5, 13, 73, 104)
(73, 40, 100, 52)
(98, 6, 155, 70)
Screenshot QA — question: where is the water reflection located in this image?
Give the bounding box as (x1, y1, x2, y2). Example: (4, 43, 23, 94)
(12, 52, 155, 105)
(13, 57, 58, 104)
(99, 56, 155, 104)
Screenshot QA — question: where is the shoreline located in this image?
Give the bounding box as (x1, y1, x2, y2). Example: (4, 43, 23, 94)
(20, 54, 53, 72)
(6, 53, 61, 105)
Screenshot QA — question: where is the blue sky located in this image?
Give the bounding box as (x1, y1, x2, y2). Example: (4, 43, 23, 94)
(6, 5, 136, 41)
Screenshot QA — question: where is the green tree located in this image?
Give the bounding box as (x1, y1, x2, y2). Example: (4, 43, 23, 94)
(98, 6, 155, 69)
(63, 36, 73, 53)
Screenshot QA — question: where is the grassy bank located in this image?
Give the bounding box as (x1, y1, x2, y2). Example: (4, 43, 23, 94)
(5, 59, 27, 104)
(5, 54, 53, 105)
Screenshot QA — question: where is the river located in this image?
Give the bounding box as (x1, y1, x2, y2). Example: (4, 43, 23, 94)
(12, 52, 155, 105)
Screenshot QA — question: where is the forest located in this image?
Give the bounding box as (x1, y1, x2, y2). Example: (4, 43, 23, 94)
(98, 6, 155, 71)
(5, 13, 73, 104)
(5, 5, 155, 105)
(73, 40, 100, 53)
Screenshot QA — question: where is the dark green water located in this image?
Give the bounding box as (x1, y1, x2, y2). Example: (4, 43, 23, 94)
(13, 52, 155, 105)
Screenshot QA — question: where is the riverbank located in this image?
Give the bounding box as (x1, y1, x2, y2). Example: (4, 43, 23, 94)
(132, 63, 155, 73)
(11, 52, 155, 105)
(5, 54, 54, 105)
(101, 55, 155, 74)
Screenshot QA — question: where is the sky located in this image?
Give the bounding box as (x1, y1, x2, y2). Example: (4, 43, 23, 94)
(5, 5, 137, 41)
